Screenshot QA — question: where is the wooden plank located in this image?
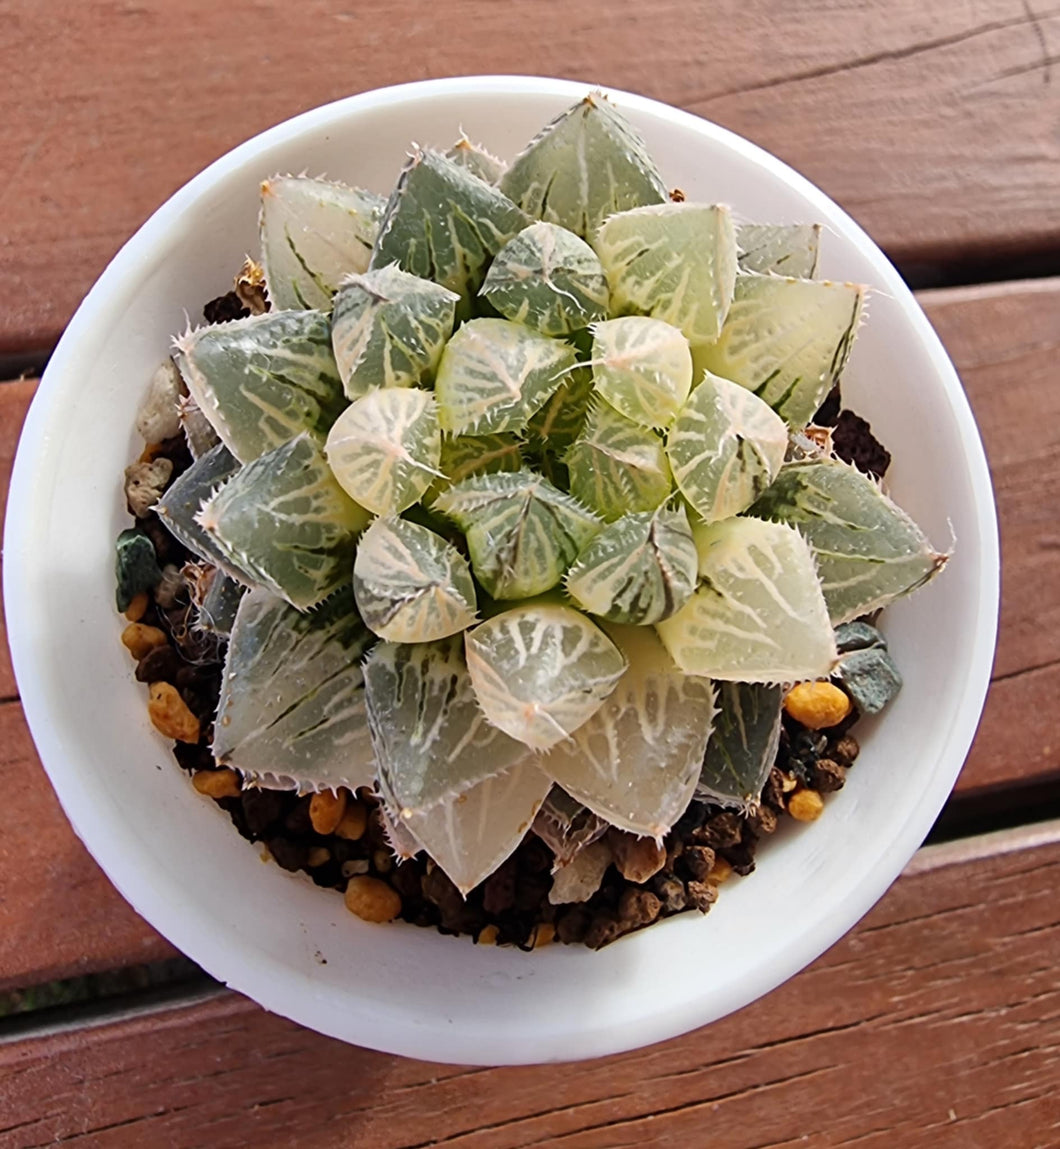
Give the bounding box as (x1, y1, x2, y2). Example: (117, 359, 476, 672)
(2, 827, 1058, 1149)
(0, 277, 1055, 991)
(0, 705, 178, 995)
(2, 0, 1059, 352)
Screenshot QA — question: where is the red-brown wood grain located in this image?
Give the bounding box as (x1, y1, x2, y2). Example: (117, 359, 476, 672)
(2, 0, 1059, 352)
(3, 826, 1059, 1148)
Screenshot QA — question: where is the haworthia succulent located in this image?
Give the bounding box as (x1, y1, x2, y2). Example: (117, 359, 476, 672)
(565, 504, 698, 625)
(696, 681, 784, 810)
(173, 310, 347, 464)
(393, 757, 553, 895)
(433, 317, 577, 437)
(446, 134, 507, 185)
(434, 469, 601, 599)
(666, 370, 788, 522)
(197, 433, 369, 610)
(593, 203, 738, 346)
(499, 93, 667, 239)
(465, 604, 628, 751)
(656, 517, 838, 682)
(178, 394, 220, 459)
(329, 264, 459, 399)
(541, 624, 716, 838)
(364, 636, 530, 814)
(369, 148, 530, 319)
(749, 458, 948, 624)
(259, 176, 385, 311)
(525, 365, 593, 452)
(353, 516, 477, 643)
(480, 222, 609, 336)
(565, 400, 673, 522)
(696, 272, 865, 429)
(213, 587, 375, 790)
(589, 317, 693, 430)
(324, 387, 442, 516)
(737, 223, 821, 279)
(155, 442, 250, 580)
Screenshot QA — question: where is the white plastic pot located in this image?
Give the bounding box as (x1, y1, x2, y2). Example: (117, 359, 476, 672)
(3, 76, 999, 1065)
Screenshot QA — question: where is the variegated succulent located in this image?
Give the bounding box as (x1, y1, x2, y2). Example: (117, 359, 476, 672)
(134, 92, 949, 904)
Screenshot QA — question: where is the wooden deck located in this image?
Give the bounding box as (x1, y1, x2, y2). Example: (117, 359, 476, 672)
(2, 3, 1059, 1145)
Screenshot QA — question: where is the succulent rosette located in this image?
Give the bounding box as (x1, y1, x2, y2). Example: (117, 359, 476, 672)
(127, 93, 948, 904)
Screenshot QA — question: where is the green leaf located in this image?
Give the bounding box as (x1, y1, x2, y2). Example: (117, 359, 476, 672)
(655, 516, 837, 682)
(499, 93, 667, 239)
(589, 317, 693, 429)
(173, 310, 347, 463)
(259, 176, 384, 311)
(353, 516, 477, 642)
(329, 264, 458, 398)
(446, 134, 507, 184)
(695, 272, 865, 429)
(370, 148, 530, 319)
(749, 458, 948, 623)
(566, 400, 673, 521)
(434, 317, 577, 437)
(154, 442, 250, 580)
(737, 223, 820, 279)
(465, 604, 627, 750)
(481, 222, 609, 336)
(434, 469, 601, 599)
(666, 370, 788, 522)
(540, 624, 715, 837)
(426, 431, 525, 503)
(593, 203, 738, 346)
(364, 636, 530, 813)
(565, 504, 697, 625)
(324, 387, 442, 516)
(390, 757, 552, 895)
(697, 681, 783, 810)
(214, 586, 375, 791)
(197, 433, 369, 610)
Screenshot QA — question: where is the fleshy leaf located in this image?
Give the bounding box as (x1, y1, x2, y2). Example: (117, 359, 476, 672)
(531, 786, 609, 868)
(197, 433, 369, 610)
(434, 470, 601, 599)
(395, 758, 552, 896)
(666, 370, 788, 522)
(446, 135, 507, 184)
(480, 222, 609, 336)
(214, 586, 375, 790)
(697, 681, 783, 810)
(499, 93, 667, 239)
(434, 317, 577, 436)
(369, 148, 530, 319)
(696, 273, 865, 429)
(259, 176, 384, 311)
(565, 400, 673, 522)
(364, 636, 529, 814)
(749, 458, 948, 624)
(589, 317, 693, 429)
(465, 604, 627, 751)
(155, 442, 250, 580)
(565, 504, 697, 625)
(525, 365, 593, 452)
(194, 570, 247, 637)
(540, 624, 716, 837)
(737, 223, 820, 279)
(330, 264, 458, 399)
(426, 432, 524, 503)
(655, 517, 838, 682)
(173, 310, 347, 464)
(593, 203, 738, 346)
(324, 387, 441, 516)
(353, 516, 477, 642)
